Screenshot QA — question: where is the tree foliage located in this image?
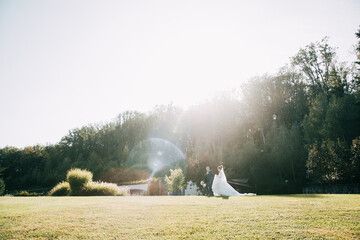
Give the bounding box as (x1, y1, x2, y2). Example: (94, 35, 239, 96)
(0, 178, 5, 195)
(1, 31, 360, 194)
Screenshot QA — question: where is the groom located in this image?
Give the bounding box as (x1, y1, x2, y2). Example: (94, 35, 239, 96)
(204, 166, 214, 196)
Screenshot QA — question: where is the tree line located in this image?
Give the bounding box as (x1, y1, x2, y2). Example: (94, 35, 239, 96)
(1, 30, 360, 194)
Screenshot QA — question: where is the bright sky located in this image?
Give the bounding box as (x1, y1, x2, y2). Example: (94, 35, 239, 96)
(0, 0, 359, 148)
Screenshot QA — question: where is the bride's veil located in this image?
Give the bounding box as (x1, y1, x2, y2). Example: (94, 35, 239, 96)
(221, 168, 227, 182)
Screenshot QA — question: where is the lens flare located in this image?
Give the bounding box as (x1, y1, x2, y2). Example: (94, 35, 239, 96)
(127, 137, 186, 178)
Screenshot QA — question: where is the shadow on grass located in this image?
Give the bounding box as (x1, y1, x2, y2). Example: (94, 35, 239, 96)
(220, 196, 230, 200)
(206, 195, 230, 200)
(268, 194, 329, 198)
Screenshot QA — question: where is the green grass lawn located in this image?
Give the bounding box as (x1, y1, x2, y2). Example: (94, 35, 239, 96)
(0, 195, 359, 239)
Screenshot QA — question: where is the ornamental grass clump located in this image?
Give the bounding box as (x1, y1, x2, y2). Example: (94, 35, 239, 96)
(66, 168, 93, 195)
(48, 181, 70, 196)
(81, 181, 128, 196)
(49, 168, 126, 196)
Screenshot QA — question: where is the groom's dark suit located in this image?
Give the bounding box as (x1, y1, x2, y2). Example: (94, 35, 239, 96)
(205, 170, 214, 196)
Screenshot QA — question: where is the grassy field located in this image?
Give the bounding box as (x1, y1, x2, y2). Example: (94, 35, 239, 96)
(0, 195, 359, 239)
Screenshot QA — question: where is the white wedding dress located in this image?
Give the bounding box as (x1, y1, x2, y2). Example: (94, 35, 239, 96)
(212, 169, 241, 196)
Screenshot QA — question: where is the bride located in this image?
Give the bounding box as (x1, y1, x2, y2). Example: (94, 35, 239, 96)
(212, 165, 241, 196)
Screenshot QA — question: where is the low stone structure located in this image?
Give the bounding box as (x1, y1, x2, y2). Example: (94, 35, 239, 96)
(119, 183, 148, 195)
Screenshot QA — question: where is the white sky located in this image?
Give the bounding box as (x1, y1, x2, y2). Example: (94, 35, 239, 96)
(0, 0, 359, 148)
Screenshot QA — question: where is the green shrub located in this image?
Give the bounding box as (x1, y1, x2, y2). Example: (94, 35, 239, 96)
(66, 168, 93, 195)
(165, 168, 186, 195)
(14, 190, 38, 196)
(0, 178, 5, 196)
(48, 181, 71, 196)
(81, 181, 129, 196)
(120, 179, 148, 185)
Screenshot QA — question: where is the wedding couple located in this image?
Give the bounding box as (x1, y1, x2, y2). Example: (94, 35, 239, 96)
(202, 165, 241, 196)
